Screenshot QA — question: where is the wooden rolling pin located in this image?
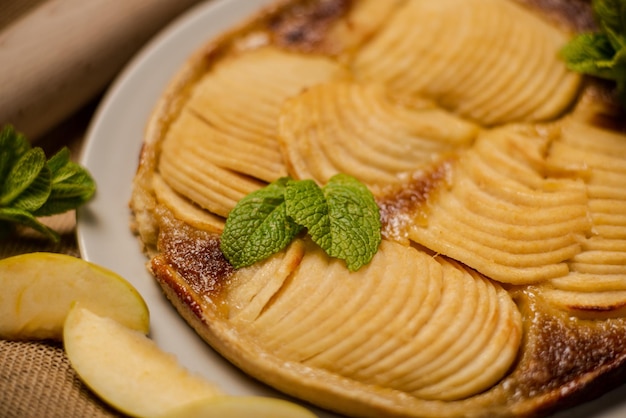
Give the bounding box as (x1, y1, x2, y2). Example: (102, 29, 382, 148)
(0, 0, 205, 141)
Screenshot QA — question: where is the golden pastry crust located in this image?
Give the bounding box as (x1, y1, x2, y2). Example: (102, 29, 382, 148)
(130, 0, 626, 417)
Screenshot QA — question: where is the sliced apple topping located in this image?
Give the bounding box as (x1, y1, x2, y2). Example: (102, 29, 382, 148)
(0, 253, 149, 340)
(352, 0, 580, 125)
(159, 121, 264, 218)
(151, 173, 226, 234)
(161, 109, 282, 186)
(187, 47, 349, 166)
(157, 46, 350, 218)
(408, 124, 591, 285)
(278, 81, 479, 188)
(539, 117, 626, 315)
(225, 239, 522, 401)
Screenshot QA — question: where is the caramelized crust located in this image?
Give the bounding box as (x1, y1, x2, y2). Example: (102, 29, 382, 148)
(514, 0, 595, 32)
(269, 0, 351, 51)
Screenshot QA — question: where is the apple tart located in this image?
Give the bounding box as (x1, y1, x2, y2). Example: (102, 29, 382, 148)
(130, 0, 626, 417)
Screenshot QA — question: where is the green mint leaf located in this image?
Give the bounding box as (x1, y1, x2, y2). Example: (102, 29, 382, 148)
(33, 186, 95, 217)
(284, 179, 330, 247)
(0, 207, 60, 242)
(612, 47, 626, 100)
(285, 175, 382, 271)
(0, 126, 96, 240)
(47, 147, 72, 174)
(561, 32, 619, 80)
(0, 147, 46, 206)
(220, 177, 303, 269)
(9, 165, 51, 212)
(33, 148, 96, 216)
(318, 174, 381, 272)
(0, 126, 30, 182)
(593, 0, 626, 50)
(561, 0, 626, 108)
(221, 174, 382, 271)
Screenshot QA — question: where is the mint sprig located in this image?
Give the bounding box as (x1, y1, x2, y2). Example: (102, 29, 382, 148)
(219, 177, 303, 269)
(0, 125, 96, 241)
(220, 174, 381, 272)
(561, 0, 626, 105)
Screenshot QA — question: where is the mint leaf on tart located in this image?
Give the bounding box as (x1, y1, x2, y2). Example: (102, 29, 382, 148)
(284, 179, 330, 248)
(593, 0, 626, 50)
(221, 174, 381, 272)
(315, 174, 382, 272)
(220, 177, 303, 269)
(561, 0, 626, 105)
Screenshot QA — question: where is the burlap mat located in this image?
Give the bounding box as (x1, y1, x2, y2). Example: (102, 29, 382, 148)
(0, 340, 121, 418)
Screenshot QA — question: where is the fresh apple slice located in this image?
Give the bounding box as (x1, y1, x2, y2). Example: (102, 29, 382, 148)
(158, 396, 318, 418)
(63, 306, 223, 418)
(0, 252, 149, 339)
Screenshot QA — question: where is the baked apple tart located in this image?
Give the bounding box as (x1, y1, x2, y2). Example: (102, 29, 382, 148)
(130, 0, 626, 416)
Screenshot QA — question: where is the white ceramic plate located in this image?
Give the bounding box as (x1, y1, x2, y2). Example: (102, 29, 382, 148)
(77, 1, 626, 417)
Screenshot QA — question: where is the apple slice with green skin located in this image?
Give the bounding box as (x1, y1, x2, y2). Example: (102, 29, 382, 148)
(63, 305, 224, 418)
(0, 252, 149, 339)
(158, 396, 319, 418)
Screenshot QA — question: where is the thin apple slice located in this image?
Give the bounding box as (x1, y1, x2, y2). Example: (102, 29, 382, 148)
(0, 252, 149, 340)
(157, 396, 318, 418)
(63, 305, 223, 418)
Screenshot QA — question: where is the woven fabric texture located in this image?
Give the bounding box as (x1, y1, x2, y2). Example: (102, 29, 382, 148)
(0, 340, 121, 418)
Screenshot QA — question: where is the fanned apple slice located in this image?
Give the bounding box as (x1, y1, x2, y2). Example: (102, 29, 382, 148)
(64, 306, 222, 418)
(158, 151, 259, 219)
(226, 239, 521, 401)
(348, 257, 521, 401)
(164, 110, 285, 184)
(279, 81, 478, 188)
(412, 269, 521, 400)
(158, 46, 350, 218)
(151, 173, 225, 234)
(252, 240, 426, 364)
(404, 260, 495, 389)
(408, 124, 591, 284)
(0, 253, 149, 340)
(352, 0, 580, 125)
(539, 117, 626, 315)
(283, 245, 439, 368)
(187, 46, 349, 148)
(159, 124, 264, 218)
